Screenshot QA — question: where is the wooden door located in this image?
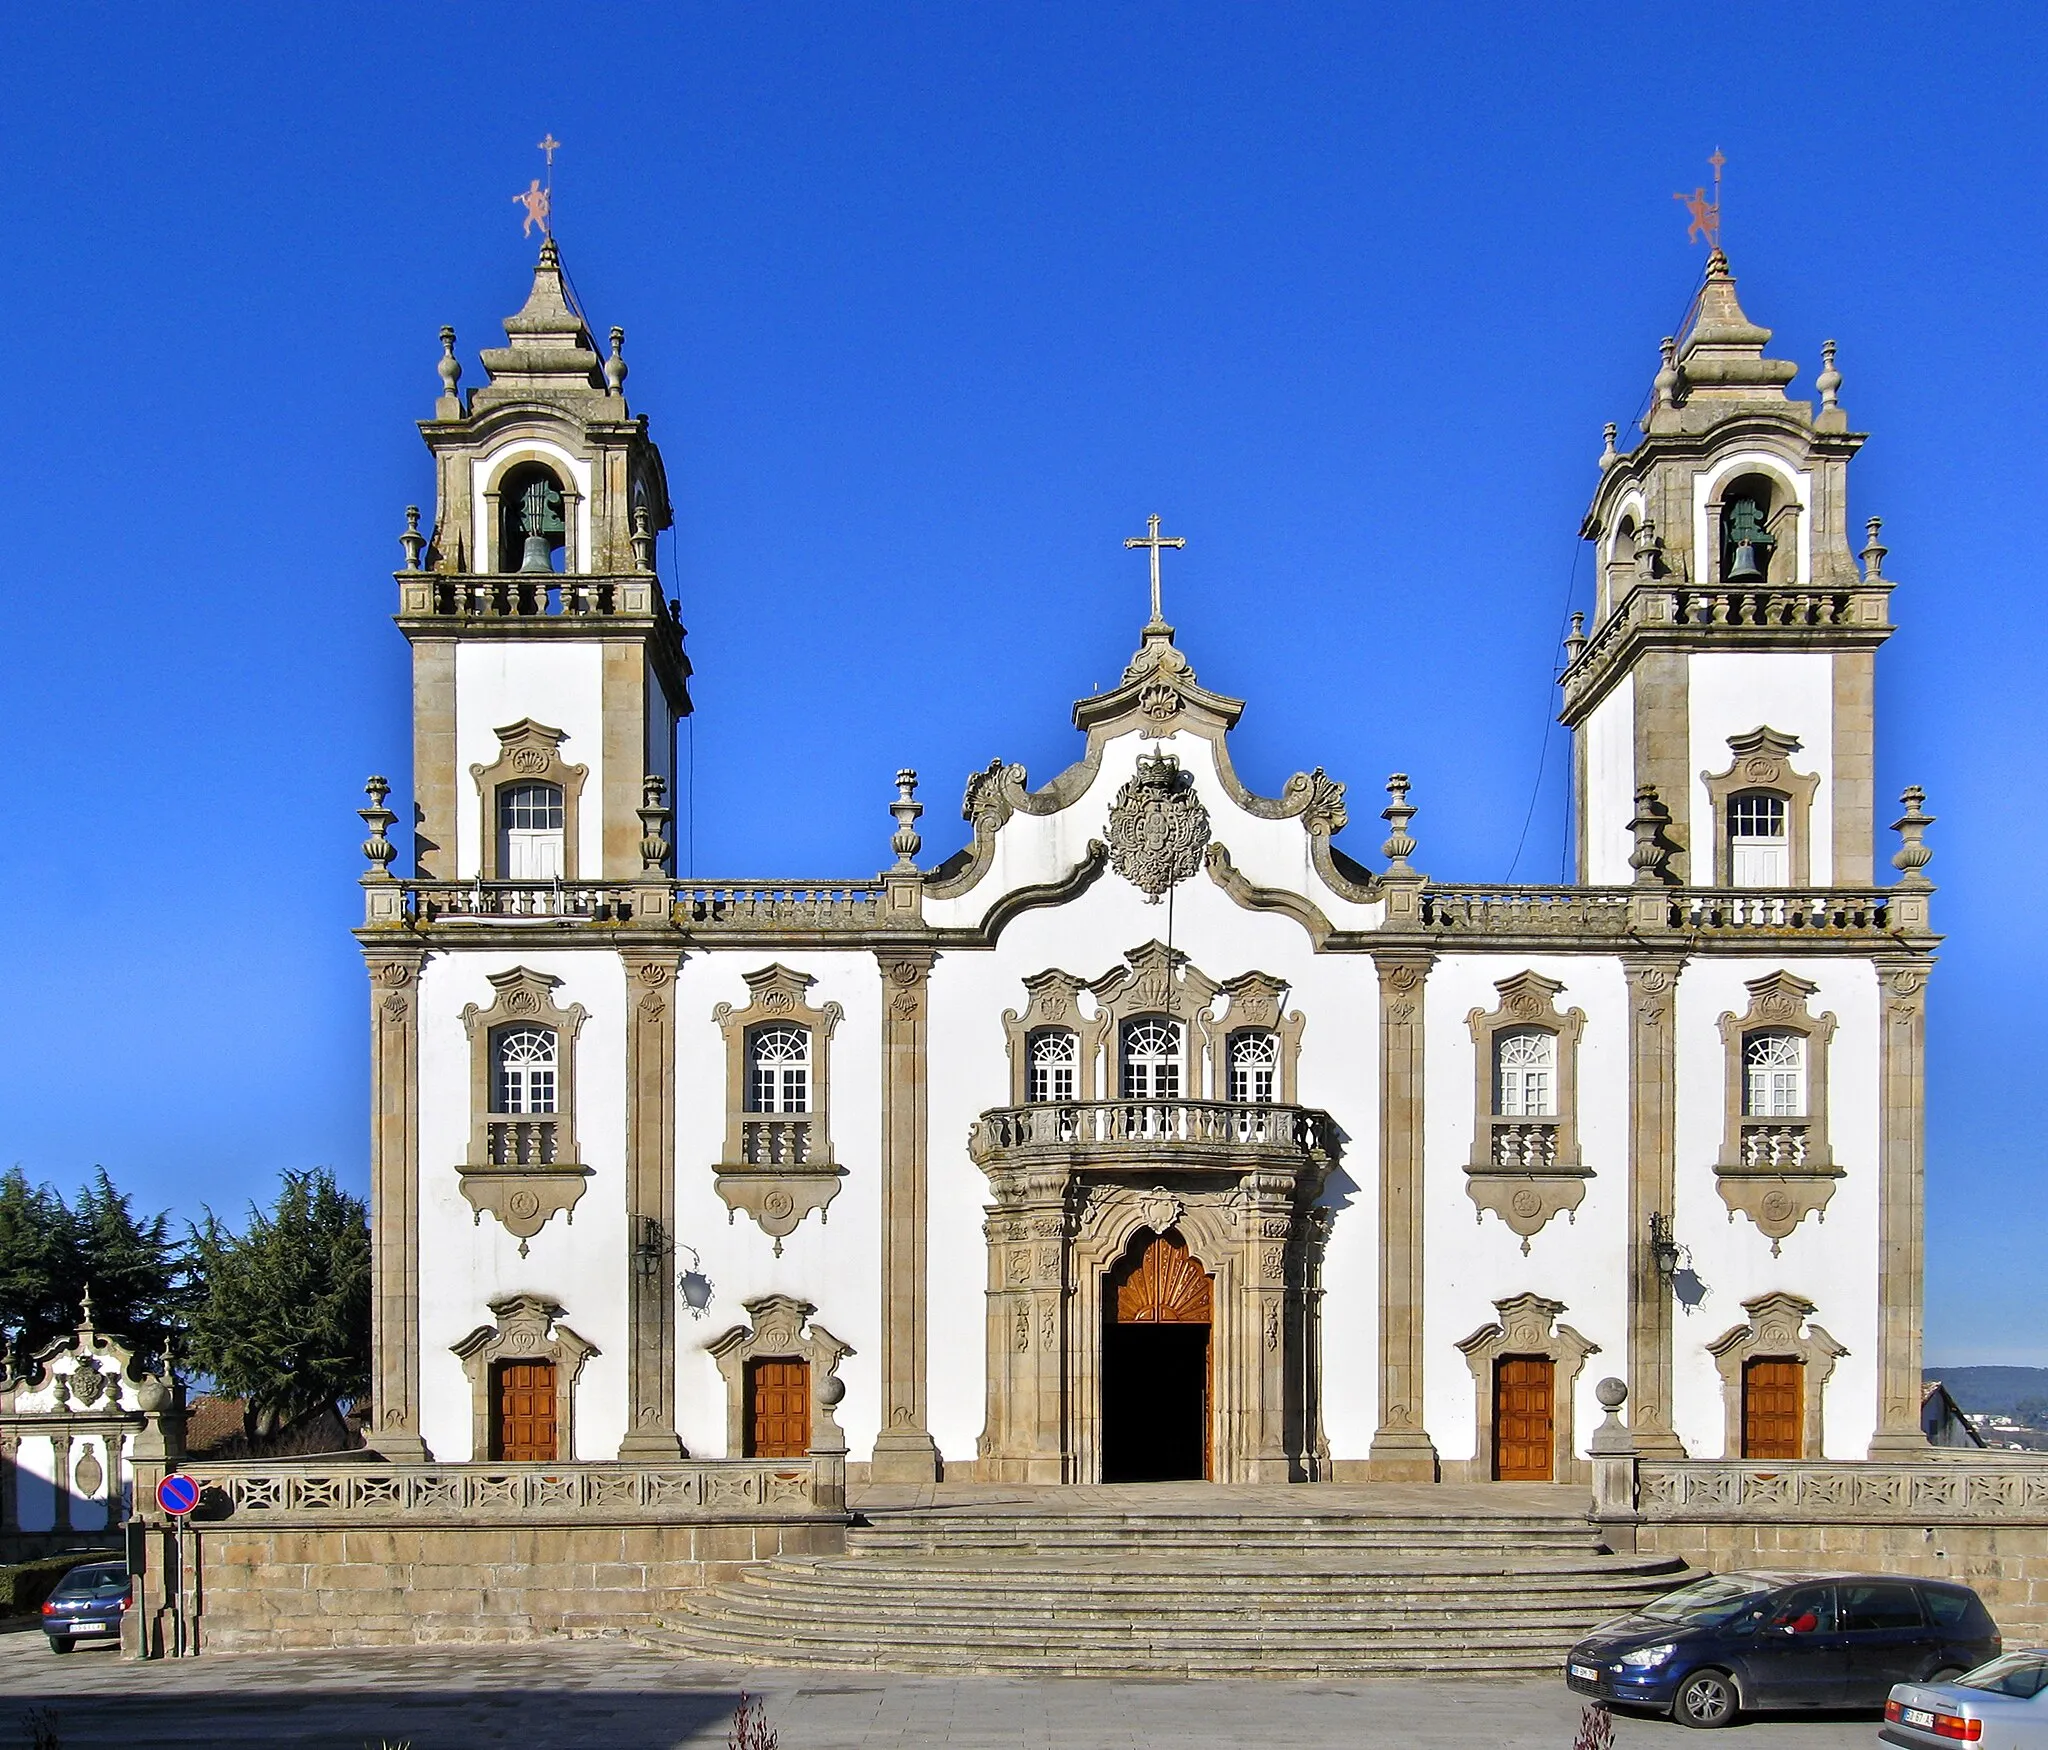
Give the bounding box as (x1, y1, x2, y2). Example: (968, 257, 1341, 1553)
(746, 1357, 811, 1459)
(1493, 1356, 1555, 1481)
(491, 1358, 557, 1461)
(1743, 1357, 1804, 1458)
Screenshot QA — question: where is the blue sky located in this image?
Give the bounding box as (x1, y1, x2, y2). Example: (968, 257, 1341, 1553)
(2, 5, 2041, 1361)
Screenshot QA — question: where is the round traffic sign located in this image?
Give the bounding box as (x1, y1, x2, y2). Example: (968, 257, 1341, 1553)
(156, 1473, 199, 1517)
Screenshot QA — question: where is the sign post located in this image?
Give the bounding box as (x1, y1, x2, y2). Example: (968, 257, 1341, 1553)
(155, 1473, 199, 1657)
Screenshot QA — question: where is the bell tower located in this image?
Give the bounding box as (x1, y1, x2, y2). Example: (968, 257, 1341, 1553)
(1565, 250, 1892, 888)
(395, 240, 691, 884)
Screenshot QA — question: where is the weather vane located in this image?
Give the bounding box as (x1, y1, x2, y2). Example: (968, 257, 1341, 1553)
(1124, 514, 1185, 630)
(515, 134, 561, 240)
(1673, 148, 1725, 250)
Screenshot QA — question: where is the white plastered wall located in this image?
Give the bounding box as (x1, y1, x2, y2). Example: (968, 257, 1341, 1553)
(417, 949, 629, 1461)
(1670, 957, 1880, 1458)
(453, 642, 606, 878)
(1420, 954, 1633, 1471)
(670, 950, 884, 1461)
(1687, 652, 1835, 885)
(1582, 673, 1636, 885)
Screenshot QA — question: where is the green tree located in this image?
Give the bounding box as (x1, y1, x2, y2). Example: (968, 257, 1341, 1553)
(0, 1166, 186, 1362)
(0, 1168, 76, 1358)
(183, 1168, 370, 1429)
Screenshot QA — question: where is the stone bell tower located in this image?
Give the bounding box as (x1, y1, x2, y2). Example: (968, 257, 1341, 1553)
(391, 240, 691, 887)
(1565, 250, 1893, 889)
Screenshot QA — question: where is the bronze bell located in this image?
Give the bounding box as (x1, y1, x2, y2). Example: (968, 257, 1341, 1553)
(520, 533, 555, 573)
(1726, 541, 1765, 581)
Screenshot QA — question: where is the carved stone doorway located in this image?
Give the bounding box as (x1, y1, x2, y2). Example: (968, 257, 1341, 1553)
(1102, 1230, 1212, 1482)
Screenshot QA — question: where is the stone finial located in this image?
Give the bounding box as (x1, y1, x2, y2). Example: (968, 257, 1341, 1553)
(1862, 516, 1888, 580)
(1627, 785, 1675, 886)
(1633, 514, 1663, 582)
(1563, 611, 1587, 668)
(1598, 422, 1618, 470)
(399, 505, 427, 572)
(637, 775, 673, 876)
(890, 769, 924, 870)
(631, 503, 655, 574)
(78, 1284, 97, 1332)
(1816, 338, 1842, 412)
(1892, 785, 1934, 889)
(1380, 773, 1417, 873)
(606, 326, 628, 397)
(359, 776, 398, 878)
(437, 326, 462, 409)
(1653, 337, 1680, 410)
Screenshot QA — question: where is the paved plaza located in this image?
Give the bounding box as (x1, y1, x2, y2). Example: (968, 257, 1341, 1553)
(0, 1629, 1885, 1749)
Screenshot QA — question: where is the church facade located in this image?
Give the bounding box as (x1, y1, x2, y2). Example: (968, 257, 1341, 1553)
(355, 240, 1936, 1488)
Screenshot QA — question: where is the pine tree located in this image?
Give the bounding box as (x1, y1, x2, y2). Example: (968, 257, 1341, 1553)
(0, 1167, 76, 1357)
(0, 1166, 186, 1362)
(184, 1168, 371, 1428)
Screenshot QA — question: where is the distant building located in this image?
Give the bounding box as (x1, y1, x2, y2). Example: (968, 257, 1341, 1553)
(1921, 1381, 1985, 1449)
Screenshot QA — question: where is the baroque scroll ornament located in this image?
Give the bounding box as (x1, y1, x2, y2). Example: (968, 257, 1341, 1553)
(1106, 752, 1210, 904)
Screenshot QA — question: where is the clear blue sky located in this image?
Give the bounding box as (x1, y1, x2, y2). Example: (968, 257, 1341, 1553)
(2, 5, 2040, 1363)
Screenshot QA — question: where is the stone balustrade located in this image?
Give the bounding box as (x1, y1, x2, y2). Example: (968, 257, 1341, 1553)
(168, 1457, 845, 1527)
(970, 1098, 1336, 1168)
(1422, 887, 1635, 935)
(1638, 1459, 2048, 1522)
(400, 881, 644, 923)
(674, 880, 885, 931)
(1489, 1120, 1560, 1169)
(400, 574, 663, 620)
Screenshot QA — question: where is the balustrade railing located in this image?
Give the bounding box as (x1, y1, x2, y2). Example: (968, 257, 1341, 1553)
(675, 881, 884, 930)
(487, 1116, 559, 1167)
(972, 1099, 1334, 1162)
(402, 881, 639, 922)
(1563, 583, 1885, 703)
(1422, 887, 1634, 935)
(411, 575, 656, 619)
(1738, 1121, 1809, 1169)
(1489, 1120, 1560, 1169)
(1639, 1460, 2048, 1522)
(739, 1115, 815, 1166)
(1670, 889, 1889, 931)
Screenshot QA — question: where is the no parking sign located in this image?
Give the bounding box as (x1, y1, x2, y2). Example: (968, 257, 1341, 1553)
(156, 1473, 199, 1517)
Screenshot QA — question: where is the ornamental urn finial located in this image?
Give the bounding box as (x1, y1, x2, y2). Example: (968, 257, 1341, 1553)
(1598, 422, 1618, 469)
(399, 504, 427, 572)
(1816, 338, 1842, 412)
(1627, 785, 1675, 885)
(437, 326, 462, 408)
(606, 326, 628, 397)
(359, 776, 398, 878)
(1892, 785, 1934, 889)
(637, 775, 673, 876)
(1862, 516, 1888, 580)
(890, 770, 924, 870)
(1380, 773, 1418, 873)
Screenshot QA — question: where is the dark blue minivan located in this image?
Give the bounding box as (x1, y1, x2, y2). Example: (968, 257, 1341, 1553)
(1565, 1571, 2000, 1728)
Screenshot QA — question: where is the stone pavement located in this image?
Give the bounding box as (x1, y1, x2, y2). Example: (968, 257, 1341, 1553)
(0, 1630, 1884, 1748)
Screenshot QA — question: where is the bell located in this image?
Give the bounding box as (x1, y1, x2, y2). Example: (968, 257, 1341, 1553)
(1726, 541, 1764, 581)
(520, 534, 555, 574)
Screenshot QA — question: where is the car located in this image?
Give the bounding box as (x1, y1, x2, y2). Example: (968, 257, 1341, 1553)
(38, 1560, 130, 1654)
(1886, 1651, 2048, 1748)
(1563, 1570, 2001, 1728)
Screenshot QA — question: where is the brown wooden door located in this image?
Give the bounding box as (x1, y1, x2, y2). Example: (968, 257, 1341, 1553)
(745, 1357, 811, 1458)
(1493, 1356, 1555, 1481)
(1743, 1358, 1804, 1458)
(490, 1358, 557, 1461)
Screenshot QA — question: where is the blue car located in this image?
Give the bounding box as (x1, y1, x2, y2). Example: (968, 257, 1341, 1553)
(1564, 1570, 2001, 1728)
(39, 1560, 130, 1654)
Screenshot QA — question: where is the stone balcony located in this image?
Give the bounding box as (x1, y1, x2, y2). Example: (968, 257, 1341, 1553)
(968, 1098, 1339, 1175)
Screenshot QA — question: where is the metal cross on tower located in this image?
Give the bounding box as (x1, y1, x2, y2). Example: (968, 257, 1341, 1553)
(1124, 514, 1185, 630)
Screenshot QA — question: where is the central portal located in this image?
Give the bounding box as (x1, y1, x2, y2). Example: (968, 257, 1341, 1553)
(1101, 1229, 1213, 1482)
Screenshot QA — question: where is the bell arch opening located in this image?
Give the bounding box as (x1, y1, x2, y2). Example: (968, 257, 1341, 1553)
(498, 461, 567, 574)
(1101, 1228, 1213, 1483)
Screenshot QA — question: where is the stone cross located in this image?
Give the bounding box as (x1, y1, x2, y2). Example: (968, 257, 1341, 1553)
(1124, 514, 1185, 630)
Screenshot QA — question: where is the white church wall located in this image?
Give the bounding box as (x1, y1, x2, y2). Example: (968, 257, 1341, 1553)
(1670, 956, 1880, 1459)
(417, 949, 629, 1461)
(1421, 954, 1634, 1472)
(452, 641, 607, 879)
(1687, 651, 1835, 885)
(1582, 673, 1636, 885)
(669, 949, 884, 1461)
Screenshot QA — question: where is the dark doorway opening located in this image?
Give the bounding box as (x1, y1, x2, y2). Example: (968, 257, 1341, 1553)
(1102, 1322, 1210, 1481)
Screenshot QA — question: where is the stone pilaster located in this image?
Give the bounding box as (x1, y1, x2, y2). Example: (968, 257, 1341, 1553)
(1367, 949, 1438, 1480)
(1622, 954, 1686, 1458)
(619, 948, 686, 1460)
(1632, 650, 1692, 880)
(1869, 955, 1932, 1455)
(871, 948, 941, 1481)
(364, 943, 431, 1461)
(51, 1431, 72, 1532)
(1241, 1167, 1302, 1482)
(977, 1170, 1072, 1484)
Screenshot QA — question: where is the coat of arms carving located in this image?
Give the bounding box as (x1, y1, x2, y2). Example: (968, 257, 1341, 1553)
(1106, 752, 1210, 903)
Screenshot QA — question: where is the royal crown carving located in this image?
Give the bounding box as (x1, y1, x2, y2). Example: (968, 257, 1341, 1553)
(1106, 752, 1211, 903)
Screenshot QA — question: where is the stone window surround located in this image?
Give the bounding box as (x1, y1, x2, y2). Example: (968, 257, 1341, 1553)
(1454, 1292, 1600, 1485)
(1697, 454, 1809, 588)
(705, 1293, 853, 1459)
(1706, 1289, 1847, 1460)
(450, 1292, 598, 1462)
(471, 718, 589, 881)
(1092, 942, 1222, 1099)
(1002, 971, 1100, 1106)
(476, 442, 588, 576)
(1701, 728, 1821, 888)
(1463, 971, 1590, 1251)
(711, 965, 845, 1252)
(1714, 970, 1841, 1252)
(456, 968, 591, 1255)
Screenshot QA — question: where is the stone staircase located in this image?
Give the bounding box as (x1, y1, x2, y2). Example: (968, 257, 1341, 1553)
(640, 1484, 1697, 1678)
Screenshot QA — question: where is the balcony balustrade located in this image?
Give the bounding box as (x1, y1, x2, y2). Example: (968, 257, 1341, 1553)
(1738, 1121, 1810, 1169)
(1488, 1120, 1560, 1169)
(739, 1115, 816, 1167)
(486, 1116, 559, 1167)
(970, 1098, 1336, 1171)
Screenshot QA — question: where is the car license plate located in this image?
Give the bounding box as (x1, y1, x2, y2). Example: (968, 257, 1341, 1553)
(69, 1622, 109, 1635)
(1570, 1663, 1600, 1682)
(1902, 1708, 1936, 1729)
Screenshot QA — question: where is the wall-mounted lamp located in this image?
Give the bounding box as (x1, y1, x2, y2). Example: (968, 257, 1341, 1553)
(1649, 1211, 1681, 1284)
(632, 1214, 671, 1282)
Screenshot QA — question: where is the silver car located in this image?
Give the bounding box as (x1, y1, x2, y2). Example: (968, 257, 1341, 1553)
(1886, 1650, 2048, 1748)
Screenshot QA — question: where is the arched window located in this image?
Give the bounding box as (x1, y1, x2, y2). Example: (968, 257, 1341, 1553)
(1729, 791, 1789, 887)
(1493, 1028, 1556, 1118)
(1743, 1030, 1806, 1118)
(1227, 1031, 1279, 1104)
(1120, 1017, 1182, 1100)
(493, 1026, 558, 1113)
(497, 780, 566, 880)
(747, 1025, 811, 1114)
(1027, 1029, 1078, 1103)
(1720, 480, 1778, 582)
(499, 463, 566, 574)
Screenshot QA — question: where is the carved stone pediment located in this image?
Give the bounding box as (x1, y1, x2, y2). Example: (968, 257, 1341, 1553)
(706, 1294, 854, 1456)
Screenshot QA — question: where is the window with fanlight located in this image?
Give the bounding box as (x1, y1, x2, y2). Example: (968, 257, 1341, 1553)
(1729, 791, 1789, 887)
(1027, 1029, 1079, 1103)
(498, 780, 566, 880)
(1227, 1031, 1279, 1104)
(1743, 1030, 1805, 1118)
(747, 1025, 812, 1114)
(1493, 1028, 1556, 1118)
(1120, 1017, 1183, 1100)
(487, 1023, 561, 1165)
